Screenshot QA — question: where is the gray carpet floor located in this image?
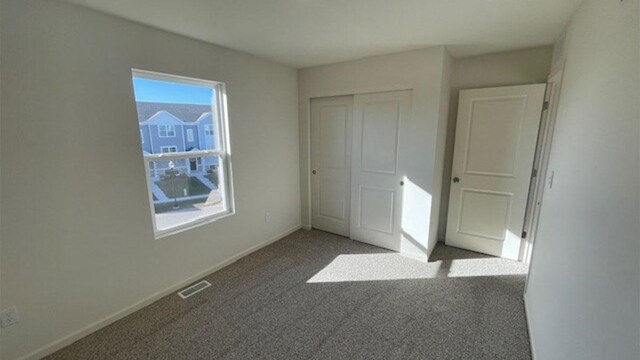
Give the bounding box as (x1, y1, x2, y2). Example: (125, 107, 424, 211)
(46, 230, 531, 360)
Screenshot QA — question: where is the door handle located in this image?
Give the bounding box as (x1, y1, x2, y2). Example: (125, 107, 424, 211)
(312, 170, 316, 175)
(452, 177, 460, 183)
(400, 180, 404, 186)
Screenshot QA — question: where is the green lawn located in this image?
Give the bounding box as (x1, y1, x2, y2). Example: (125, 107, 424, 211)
(156, 176, 212, 199)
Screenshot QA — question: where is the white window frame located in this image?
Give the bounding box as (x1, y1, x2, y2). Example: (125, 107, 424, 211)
(160, 146, 178, 153)
(140, 129, 144, 144)
(158, 124, 176, 138)
(186, 128, 195, 142)
(133, 69, 235, 239)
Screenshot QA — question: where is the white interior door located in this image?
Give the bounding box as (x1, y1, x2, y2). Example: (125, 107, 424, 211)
(446, 84, 546, 260)
(350, 90, 412, 251)
(311, 96, 353, 237)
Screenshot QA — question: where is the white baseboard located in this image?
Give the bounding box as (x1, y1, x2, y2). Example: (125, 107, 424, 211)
(301, 223, 312, 230)
(18, 225, 302, 360)
(523, 293, 537, 360)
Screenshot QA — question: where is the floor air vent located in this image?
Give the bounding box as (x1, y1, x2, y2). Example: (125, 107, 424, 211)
(177, 280, 211, 299)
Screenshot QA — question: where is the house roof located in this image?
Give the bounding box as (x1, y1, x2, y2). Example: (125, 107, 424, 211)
(136, 102, 212, 123)
(142, 110, 184, 125)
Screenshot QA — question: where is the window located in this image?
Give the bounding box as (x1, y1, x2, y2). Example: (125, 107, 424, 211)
(132, 70, 235, 238)
(161, 146, 177, 153)
(158, 125, 176, 137)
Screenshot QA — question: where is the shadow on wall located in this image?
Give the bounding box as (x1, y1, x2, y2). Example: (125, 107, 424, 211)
(437, 89, 463, 241)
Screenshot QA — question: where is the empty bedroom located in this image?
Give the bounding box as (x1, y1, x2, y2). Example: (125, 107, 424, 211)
(0, 0, 638, 359)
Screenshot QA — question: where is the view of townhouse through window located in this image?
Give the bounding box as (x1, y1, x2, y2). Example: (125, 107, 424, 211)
(132, 70, 234, 236)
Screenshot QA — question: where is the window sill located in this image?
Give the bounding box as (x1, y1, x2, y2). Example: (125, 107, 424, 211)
(154, 209, 235, 240)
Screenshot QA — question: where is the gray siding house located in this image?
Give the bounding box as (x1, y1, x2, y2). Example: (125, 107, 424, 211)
(137, 102, 219, 177)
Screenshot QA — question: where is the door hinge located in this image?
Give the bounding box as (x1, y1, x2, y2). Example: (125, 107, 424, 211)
(522, 230, 527, 239)
(542, 101, 550, 111)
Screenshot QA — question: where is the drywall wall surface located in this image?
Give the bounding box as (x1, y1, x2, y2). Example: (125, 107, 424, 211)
(0, 0, 300, 358)
(0, 0, 3, 356)
(438, 47, 553, 240)
(298, 46, 450, 258)
(450, 46, 554, 90)
(429, 49, 452, 252)
(525, 0, 640, 359)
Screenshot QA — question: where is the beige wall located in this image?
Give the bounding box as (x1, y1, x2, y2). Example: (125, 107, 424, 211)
(0, 1, 300, 359)
(525, 0, 639, 359)
(298, 47, 451, 258)
(0, 1, 3, 357)
(438, 47, 553, 240)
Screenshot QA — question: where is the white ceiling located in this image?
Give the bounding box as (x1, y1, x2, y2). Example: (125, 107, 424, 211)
(61, 0, 583, 68)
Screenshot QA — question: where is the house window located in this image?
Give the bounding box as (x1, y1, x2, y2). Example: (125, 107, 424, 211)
(132, 70, 235, 238)
(158, 125, 176, 137)
(161, 146, 177, 153)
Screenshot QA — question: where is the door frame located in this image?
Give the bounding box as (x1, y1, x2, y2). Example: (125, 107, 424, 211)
(521, 63, 565, 263)
(303, 84, 414, 230)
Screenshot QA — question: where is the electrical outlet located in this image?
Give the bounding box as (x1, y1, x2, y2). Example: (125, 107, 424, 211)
(264, 211, 271, 224)
(0, 306, 19, 328)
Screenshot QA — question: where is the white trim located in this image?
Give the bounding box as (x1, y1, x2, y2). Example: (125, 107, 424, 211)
(524, 294, 537, 360)
(144, 149, 222, 161)
(186, 128, 195, 142)
(204, 124, 214, 136)
(195, 112, 213, 123)
(154, 208, 235, 240)
(157, 124, 176, 138)
(160, 146, 177, 153)
(144, 160, 159, 234)
(181, 125, 187, 163)
(306, 84, 413, 100)
(304, 98, 313, 228)
(16, 225, 302, 360)
(216, 83, 236, 218)
(522, 64, 565, 267)
(140, 111, 184, 126)
(146, 124, 155, 152)
(132, 68, 225, 88)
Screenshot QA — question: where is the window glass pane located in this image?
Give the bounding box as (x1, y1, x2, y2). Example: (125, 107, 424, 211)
(148, 155, 225, 231)
(132, 77, 220, 152)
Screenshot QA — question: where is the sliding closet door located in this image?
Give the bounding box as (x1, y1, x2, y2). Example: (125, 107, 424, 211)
(350, 90, 412, 251)
(310, 96, 353, 237)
